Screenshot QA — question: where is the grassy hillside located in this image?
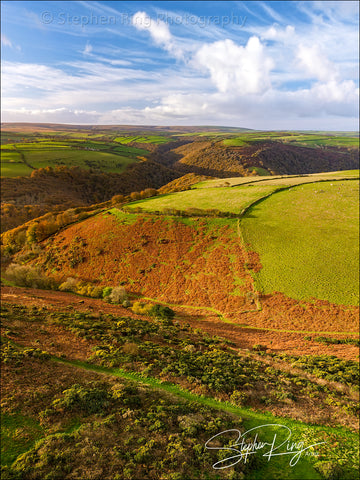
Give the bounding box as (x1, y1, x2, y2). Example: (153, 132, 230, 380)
(121, 173, 359, 306)
(125, 171, 358, 215)
(126, 184, 279, 214)
(15, 204, 358, 335)
(241, 179, 359, 306)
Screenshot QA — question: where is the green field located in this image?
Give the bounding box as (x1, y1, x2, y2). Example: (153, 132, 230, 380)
(126, 172, 359, 217)
(114, 135, 171, 144)
(126, 184, 280, 214)
(0, 138, 149, 177)
(241, 180, 359, 305)
(125, 172, 359, 306)
(0, 163, 33, 177)
(221, 132, 359, 148)
(194, 170, 359, 188)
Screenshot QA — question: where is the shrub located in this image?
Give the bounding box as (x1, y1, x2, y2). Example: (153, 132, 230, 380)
(131, 301, 153, 315)
(59, 277, 78, 293)
(252, 344, 267, 352)
(108, 287, 128, 304)
(315, 461, 344, 480)
(111, 194, 125, 205)
(149, 304, 175, 322)
(5, 263, 57, 290)
(229, 390, 248, 406)
(130, 191, 141, 201)
(102, 287, 112, 299)
(88, 286, 103, 299)
(52, 382, 111, 415)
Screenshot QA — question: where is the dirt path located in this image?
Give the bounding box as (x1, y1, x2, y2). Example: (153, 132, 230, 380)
(1, 285, 358, 361)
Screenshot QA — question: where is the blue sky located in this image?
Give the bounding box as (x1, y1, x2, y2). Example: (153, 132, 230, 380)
(1, 1, 359, 129)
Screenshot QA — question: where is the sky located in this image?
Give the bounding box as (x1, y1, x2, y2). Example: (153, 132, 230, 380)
(1, 0, 359, 130)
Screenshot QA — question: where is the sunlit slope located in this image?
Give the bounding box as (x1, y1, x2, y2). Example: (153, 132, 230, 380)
(194, 170, 359, 188)
(125, 172, 359, 306)
(241, 180, 359, 305)
(125, 170, 358, 215)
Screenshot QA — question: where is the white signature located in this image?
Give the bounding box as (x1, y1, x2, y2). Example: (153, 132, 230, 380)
(205, 424, 325, 469)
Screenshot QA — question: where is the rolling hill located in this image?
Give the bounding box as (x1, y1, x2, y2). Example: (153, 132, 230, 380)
(1, 126, 358, 232)
(2, 128, 359, 480)
(8, 171, 358, 336)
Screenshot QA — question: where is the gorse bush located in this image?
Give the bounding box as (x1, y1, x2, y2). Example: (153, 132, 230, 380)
(59, 278, 103, 298)
(131, 301, 154, 315)
(58, 279, 127, 302)
(102, 286, 112, 299)
(149, 304, 175, 323)
(52, 382, 112, 414)
(1, 340, 50, 365)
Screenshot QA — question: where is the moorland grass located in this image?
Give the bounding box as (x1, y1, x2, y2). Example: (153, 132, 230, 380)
(241, 180, 359, 306)
(1, 413, 43, 466)
(53, 356, 356, 480)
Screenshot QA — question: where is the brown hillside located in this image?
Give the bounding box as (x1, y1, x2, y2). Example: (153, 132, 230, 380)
(0, 162, 181, 231)
(158, 173, 214, 194)
(169, 141, 359, 177)
(29, 213, 359, 334)
(33, 213, 254, 316)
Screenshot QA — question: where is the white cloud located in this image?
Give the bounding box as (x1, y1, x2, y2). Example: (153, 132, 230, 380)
(305, 1, 359, 23)
(194, 36, 274, 94)
(1, 4, 358, 130)
(82, 42, 93, 55)
(297, 44, 338, 82)
(311, 79, 358, 104)
(132, 11, 183, 59)
(2, 107, 101, 124)
(258, 1, 286, 23)
(262, 25, 295, 41)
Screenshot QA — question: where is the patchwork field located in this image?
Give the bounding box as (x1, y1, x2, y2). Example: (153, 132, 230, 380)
(222, 132, 359, 148)
(0, 137, 149, 177)
(114, 135, 172, 144)
(125, 170, 358, 216)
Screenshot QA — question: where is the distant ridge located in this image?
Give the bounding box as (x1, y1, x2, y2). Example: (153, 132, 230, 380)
(0, 123, 253, 133)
